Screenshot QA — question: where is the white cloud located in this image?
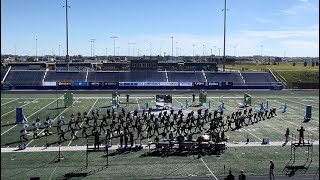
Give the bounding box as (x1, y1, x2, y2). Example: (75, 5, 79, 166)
(238, 29, 318, 39)
(281, 1, 312, 15)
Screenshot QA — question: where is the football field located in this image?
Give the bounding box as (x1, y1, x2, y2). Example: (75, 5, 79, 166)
(1, 90, 319, 179)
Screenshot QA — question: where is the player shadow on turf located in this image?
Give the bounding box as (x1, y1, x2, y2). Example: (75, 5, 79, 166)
(1, 122, 16, 127)
(282, 141, 288, 147)
(4, 140, 28, 146)
(48, 107, 66, 110)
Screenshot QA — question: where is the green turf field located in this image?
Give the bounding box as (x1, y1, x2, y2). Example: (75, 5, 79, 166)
(1, 90, 319, 179)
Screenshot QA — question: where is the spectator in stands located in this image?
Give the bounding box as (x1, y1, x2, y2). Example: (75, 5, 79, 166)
(297, 126, 305, 145)
(225, 170, 235, 180)
(285, 128, 290, 142)
(269, 160, 275, 180)
(238, 170, 246, 180)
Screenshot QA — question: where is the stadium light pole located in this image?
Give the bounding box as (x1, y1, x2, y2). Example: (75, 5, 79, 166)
(92, 39, 95, 57)
(117, 46, 120, 56)
(35, 38, 38, 60)
(88, 40, 93, 56)
(59, 45, 61, 57)
(222, 0, 228, 72)
(110, 36, 118, 57)
(192, 44, 195, 57)
(175, 42, 178, 57)
(202, 45, 205, 57)
(171, 37, 173, 59)
(63, 0, 71, 71)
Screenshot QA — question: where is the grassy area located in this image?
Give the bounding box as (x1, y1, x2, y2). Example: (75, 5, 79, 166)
(1, 146, 319, 179)
(276, 71, 319, 83)
(1, 91, 319, 148)
(1, 91, 319, 179)
(225, 62, 319, 71)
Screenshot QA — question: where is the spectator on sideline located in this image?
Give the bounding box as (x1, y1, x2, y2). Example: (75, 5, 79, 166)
(239, 170, 246, 180)
(269, 160, 275, 180)
(225, 170, 235, 180)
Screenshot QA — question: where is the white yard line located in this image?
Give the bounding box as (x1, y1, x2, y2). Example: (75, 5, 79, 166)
(200, 158, 218, 180)
(1, 98, 19, 106)
(2, 141, 319, 153)
(135, 97, 140, 108)
(214, 98, 264, 142)
(48, 164, 59, 180)
(26, 98, 80, 147)
(256, 98, 319, 132)
(1, 97, 61, 136)
(1, 99, 38, 117)
(281, 98, 319, 110)
(2, 96, 319, 100)
(242, 129, 263, 141)
(67, 98, 99, 146)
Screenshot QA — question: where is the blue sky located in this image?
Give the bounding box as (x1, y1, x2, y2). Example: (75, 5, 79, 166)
(1, 0, 319, 57)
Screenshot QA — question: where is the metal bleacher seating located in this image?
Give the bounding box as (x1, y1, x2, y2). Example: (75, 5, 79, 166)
(205, 72, 244, 83)
(241, 72, 277, 83)
(45, 71, 86, 82)
(87, 71, 166, 82)
(167, 71, 205, 82)
(4, 70, 45, 85)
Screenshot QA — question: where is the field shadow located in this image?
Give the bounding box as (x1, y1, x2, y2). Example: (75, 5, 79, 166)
(1, 122, 16, 127)
(48, 107, 66, 110)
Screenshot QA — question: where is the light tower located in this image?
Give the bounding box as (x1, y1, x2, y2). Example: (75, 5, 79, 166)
(222, 0, 228, 72)
(63, 0, 71, 71)
(110, 36, 118, 57)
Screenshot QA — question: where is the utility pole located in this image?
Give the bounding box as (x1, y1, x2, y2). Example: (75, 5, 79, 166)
(222, 0, 228, 72)
(110, 36, 118, 57)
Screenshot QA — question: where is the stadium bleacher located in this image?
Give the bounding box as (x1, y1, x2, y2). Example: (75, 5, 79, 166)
(4, 70, 45, 85)
(45, 71, 87, 82)
(87, 71, 167, 82)
(205, 72, 244, 83)
(167, 71, 205, 82)
(241, 72, 277, 83)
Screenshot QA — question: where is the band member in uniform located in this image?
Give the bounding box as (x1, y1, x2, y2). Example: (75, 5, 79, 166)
(20, 128, 28, 141)
(59, 129, 67, 141)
